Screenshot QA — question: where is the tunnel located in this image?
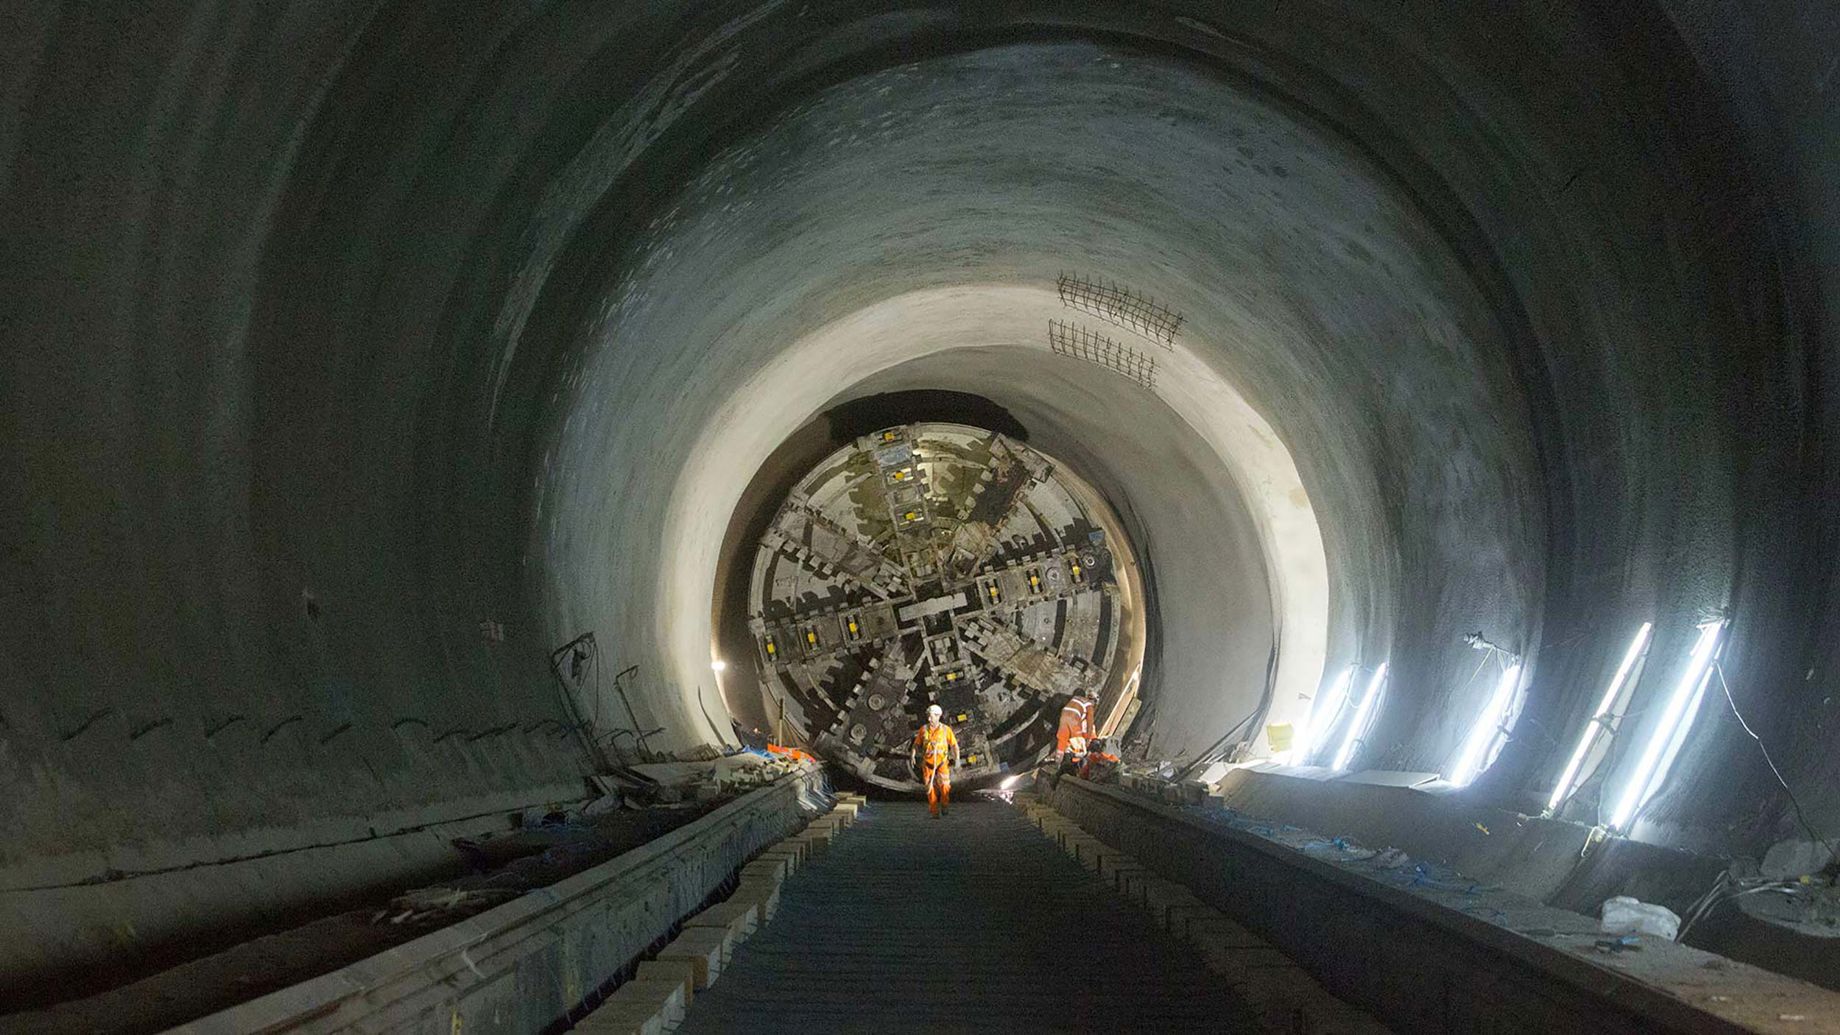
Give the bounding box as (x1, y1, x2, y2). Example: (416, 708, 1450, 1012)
(3, 2, 1838, 1031)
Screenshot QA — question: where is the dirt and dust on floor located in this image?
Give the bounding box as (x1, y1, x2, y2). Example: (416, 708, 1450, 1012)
(3, 748, 813, 1035)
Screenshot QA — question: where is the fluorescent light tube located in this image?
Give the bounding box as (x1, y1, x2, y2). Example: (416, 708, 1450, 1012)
(1546, 622, 1651, 812)
(1332, 662, 1388, 772)
(1448, 662, 1524, 788)
(1292, 664, 1355, 766)
(1608, 620, 1724, 831)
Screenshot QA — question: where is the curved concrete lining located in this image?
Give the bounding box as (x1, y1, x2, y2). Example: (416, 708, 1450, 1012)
(647, 286, 1326, 756)
(541, 42, 1540, 768)
(3, 0, 1829, 999)
(829, 304, 1328, 743)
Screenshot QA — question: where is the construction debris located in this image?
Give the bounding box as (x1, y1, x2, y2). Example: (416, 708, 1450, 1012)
(1600, 896, 1682, 941)
(379, 753, 817, 928)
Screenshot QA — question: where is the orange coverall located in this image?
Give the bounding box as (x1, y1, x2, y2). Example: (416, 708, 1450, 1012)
(912, 722, 959, 814)
(1056, 695, 1096, 756)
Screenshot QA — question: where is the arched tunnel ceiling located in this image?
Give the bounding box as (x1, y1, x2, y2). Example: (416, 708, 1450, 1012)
(669, 288, 1307, 765)
(544, 43, 1542, 772)
(2, 0, 1835, 990)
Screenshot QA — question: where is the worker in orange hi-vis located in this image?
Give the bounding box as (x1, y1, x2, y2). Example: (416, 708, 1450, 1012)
(1055, 693, 1097, 758)
(910, 704, 961, 817)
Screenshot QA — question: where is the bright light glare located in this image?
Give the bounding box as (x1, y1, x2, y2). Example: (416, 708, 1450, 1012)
(1546, 622, 1651, 812)
(1000, 774, 1022, 790)
(1608, 620, 1725, 831)
(710, 659, 728, 672)
(1446, 662, 1523, 788)
(1292, 665, 1355, 766)
(1331, 662, 1388, 772)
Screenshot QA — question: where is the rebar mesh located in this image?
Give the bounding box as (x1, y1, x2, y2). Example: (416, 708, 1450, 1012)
(1048, 320, 1157, 391)
(1056, 272, 1183, 348)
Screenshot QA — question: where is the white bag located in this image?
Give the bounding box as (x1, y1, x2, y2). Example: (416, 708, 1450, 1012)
(1599, 895, 1681, 940)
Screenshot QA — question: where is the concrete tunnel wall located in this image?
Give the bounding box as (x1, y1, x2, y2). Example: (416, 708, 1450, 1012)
(542, 39, 1541, 772)
(2, 0, 1835, 996)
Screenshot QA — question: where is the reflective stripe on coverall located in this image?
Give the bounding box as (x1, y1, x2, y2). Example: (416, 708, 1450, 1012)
(1056, 696, 1095, 755)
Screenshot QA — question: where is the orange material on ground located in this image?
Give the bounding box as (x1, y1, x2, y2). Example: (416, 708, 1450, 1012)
(766, 743, 816, 763)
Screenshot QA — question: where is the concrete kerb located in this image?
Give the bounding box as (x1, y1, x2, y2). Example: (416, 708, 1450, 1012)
(589, 787, 857, 1031)
(1179, 912, 1268, 949)
(573, 978, 687, 1035)
(793, 825, 837, 853)
(684, 900, 759, 943)
(167, 768, 825, 1035)
(758, 845, 802, 872)
(787, 835, 830, 859)
(662, 782, 870, 1030)
(635, 959, 696, 1006)
(739, 857, 788, 885)
(1104, 862, 1153, 893)
(1198, 942, 1301, 983)
(1098, 852, 1144, 882)
(1056, 778, 1840, 1034)
(1140, 880, 1208, 928)
(1164, 902, 1221, 937)
(657, 926, 730, 986)
(729, 879, 782, 921)
(1073, 839, 1124, 871)
(1009, 794, 1386, 1035)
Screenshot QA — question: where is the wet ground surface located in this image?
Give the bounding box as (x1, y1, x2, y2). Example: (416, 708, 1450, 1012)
(678, 799, 1253, 1033)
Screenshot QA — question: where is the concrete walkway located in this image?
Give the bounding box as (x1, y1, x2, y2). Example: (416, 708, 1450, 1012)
(677, 799, 1254, 1032)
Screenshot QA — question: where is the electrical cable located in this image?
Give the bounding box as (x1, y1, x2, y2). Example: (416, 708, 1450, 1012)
(1652, 655, 1840, 944)
(695, 683, 729, 748)
(1714, 661, 1838, 866)
(1677, 871, 1800, 942)
(1172, 706, 1260, 781)
(1173, 637, 1276, 780)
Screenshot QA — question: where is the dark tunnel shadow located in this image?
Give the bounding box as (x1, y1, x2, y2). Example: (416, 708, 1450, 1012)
(823, 389, 1029, 442)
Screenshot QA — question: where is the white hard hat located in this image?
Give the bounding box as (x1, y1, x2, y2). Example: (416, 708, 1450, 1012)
(927, 704, 943, 720)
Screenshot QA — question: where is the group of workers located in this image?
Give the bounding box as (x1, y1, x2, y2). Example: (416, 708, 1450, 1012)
(907, 691, 1118, 815)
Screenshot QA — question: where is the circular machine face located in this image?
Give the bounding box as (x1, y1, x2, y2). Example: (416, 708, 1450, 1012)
(747, 423, 1131, 789)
